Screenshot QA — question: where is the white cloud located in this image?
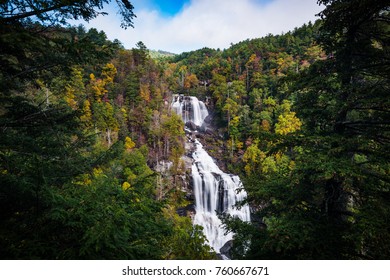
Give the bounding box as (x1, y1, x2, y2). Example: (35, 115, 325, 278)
(87, 0, 323, 53)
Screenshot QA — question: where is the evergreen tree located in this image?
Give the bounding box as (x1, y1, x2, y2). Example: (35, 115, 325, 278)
(228, 0, 390, 259)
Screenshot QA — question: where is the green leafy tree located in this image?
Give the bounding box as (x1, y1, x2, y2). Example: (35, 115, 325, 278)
(0, 0, 138, 259)
(230, 0, 390, 260)
(161, 206, 216, 260)
(6, 142, 171, 259)
(0, 99, 97, 258)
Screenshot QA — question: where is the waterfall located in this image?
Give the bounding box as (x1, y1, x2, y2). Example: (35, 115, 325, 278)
(171, 95, 208, 127)
(172, 95, 250, 255)
(192, 140, 250, 253)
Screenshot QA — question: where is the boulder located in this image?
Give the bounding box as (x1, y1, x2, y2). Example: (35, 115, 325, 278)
(204, 127, 216, 136)
(185, 121, 198, 131)
(185, 193, 195, 201)
(176, 208, 187, 217)
(176, 204, 196, 217)
(219, 240, 233, 259)
(199, 123, 207, 133)
(203, 114, 213, 124)
(195, 132, 204, 139)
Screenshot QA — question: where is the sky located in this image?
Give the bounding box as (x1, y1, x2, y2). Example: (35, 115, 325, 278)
(80, 0, 323, 54)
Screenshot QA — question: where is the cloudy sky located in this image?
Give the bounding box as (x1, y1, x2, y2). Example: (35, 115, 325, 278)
(82, 0, 323, 54)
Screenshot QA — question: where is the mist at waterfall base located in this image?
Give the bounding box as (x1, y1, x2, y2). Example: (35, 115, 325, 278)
(172, 95, 251, 256)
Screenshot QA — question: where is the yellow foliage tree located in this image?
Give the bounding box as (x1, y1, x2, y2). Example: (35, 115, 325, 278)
(275, 112, 302, 135)
(65, 86, 77, 109)
(64, 67, 85, 109)
(261, 119, 271, 131)
(243, 140, 266, 175)
(243, 140, 295, 176)
(89, 73, 106, 102)
(122, 181, 131, 191)
(80, 99, 92, 126)
(140, 84, 151, 102)
(184, 73, 199, 89)
(89, 63, 117, 102)
(125, 136, 136, 151)
(102, 63, 117, 85)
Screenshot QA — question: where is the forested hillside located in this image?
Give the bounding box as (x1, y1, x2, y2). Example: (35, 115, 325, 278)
(1, 0, 389, 260)
(0, 0, 213, 259)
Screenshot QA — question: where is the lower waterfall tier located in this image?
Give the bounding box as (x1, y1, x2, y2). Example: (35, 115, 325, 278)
(191, 139, 250, 253)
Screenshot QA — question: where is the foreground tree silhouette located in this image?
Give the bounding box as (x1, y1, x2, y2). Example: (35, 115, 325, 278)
(0, 0, 135, 28)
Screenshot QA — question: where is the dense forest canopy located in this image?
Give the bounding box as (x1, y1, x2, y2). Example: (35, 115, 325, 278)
(0, 0, 389, 259)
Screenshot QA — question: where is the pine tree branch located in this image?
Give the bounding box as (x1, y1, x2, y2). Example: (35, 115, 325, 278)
(0, 3, 69, 23)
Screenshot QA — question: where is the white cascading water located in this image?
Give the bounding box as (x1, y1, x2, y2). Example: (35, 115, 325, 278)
(172, 95, 251, 254)
(171, 95, 208, 127)
(192, 140, 251, 253)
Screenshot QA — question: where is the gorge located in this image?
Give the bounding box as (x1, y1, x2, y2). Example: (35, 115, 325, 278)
(2, 1, 388, 261)
(172, 95, 251, 256)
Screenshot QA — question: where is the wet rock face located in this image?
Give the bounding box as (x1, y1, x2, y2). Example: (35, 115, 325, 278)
(203, 114, 213, 125)
(176, 204, 196, 217)
(204, 127, 216, 136)
(185, 121, 198, 131)
(219, 240, 234, 259)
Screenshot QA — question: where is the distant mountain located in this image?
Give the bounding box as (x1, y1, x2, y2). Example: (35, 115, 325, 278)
(149, 49, 176, 59)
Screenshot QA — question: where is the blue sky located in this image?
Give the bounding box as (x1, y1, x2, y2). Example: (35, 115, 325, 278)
(83, 0, 323, 53)
(144, 0, 273, 16)
(145, 0, 189, 16)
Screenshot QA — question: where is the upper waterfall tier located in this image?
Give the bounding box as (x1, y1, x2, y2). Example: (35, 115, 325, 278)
(171, 95, 208, 127)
